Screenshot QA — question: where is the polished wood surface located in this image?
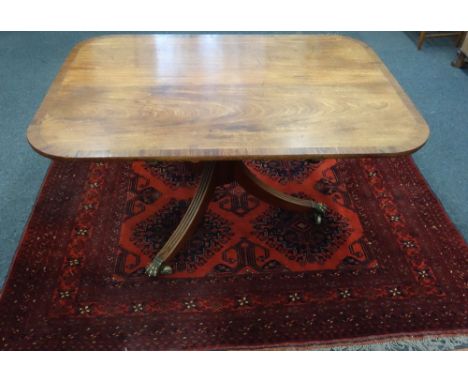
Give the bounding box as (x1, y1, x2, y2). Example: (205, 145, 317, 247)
(27, 34, 429, 160)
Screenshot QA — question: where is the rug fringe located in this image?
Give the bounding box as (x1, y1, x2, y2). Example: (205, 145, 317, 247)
(326, 335, 468, 351)
(258, 334, 468, 351)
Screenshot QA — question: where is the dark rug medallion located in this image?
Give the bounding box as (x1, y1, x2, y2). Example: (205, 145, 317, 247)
(0, 158, 467, 350)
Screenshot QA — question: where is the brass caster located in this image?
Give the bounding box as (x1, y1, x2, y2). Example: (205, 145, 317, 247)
(314, 203, 327, 225)
(145, 258, 173, 277)
(145, 258, 163, 277)
(314, 213, 322, 225)
(160, 265, 173, 275)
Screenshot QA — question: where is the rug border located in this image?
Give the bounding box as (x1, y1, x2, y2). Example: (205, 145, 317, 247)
(217, 330, 468, 351)
(405, 157, 468, 248)
(241, 155, 468, 351)
(1, 157, 467, 350)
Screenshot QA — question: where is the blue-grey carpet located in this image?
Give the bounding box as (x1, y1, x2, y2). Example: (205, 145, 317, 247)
(0, 32, 467, 349)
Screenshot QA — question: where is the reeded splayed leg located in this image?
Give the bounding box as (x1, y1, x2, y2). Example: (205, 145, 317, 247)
(234, 161, 327, 223)
(145, 162, 217, 277)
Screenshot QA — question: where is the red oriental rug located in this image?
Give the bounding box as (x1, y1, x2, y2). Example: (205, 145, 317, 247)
(0, 158, 467, 350)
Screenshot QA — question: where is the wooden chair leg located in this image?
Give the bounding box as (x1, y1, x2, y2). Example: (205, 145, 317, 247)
(417, 32, 427, 50)
(452, 51, 467, 68)
(456, 32, 467, 48)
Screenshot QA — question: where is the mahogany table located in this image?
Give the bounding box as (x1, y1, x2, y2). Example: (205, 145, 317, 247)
(27, 35, 430, 277)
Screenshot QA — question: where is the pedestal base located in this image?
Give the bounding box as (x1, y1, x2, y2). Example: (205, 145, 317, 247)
(145, 161, 327, 277)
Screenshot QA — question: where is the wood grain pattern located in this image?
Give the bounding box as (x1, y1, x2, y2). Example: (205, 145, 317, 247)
(27, 34, 430, 160)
